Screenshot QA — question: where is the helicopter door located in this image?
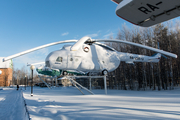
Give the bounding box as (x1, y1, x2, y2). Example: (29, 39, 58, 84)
(67, 55, 81, 69)
(55, 56, 67, 69)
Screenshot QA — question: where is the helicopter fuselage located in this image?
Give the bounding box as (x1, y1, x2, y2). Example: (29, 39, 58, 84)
(45, 44, 120, 73)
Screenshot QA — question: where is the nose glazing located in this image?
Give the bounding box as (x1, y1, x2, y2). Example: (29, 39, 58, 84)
(45, 60, 50, 67)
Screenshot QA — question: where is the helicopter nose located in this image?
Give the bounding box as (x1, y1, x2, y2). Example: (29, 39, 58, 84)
(45, 50, 62, 69)
(45, 56, 53, 68)
(45, 52, 54, 68)
(45, 60, 51, 68)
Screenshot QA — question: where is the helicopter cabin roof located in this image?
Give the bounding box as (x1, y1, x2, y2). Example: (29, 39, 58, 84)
(62, 44, 73, 50)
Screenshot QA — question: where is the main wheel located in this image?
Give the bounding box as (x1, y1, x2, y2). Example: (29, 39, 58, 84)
(87, 72, 91, 76)
(102, 69, 108, 75)
(63, 71, 68, 75)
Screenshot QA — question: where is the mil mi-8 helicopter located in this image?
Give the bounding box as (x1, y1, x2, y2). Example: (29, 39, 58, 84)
(3, 36, 177, 76)
(112, 0, 180, 27)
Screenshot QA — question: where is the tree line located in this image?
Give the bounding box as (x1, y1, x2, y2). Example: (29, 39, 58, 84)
(106, 22, 180, 90)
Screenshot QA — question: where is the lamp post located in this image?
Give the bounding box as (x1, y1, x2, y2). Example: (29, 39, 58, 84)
(30, 65, 35, 96)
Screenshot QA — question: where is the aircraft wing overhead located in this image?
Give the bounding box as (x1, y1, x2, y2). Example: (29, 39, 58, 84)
(112, 0, 123, 4)
(114, 0, 180, 27)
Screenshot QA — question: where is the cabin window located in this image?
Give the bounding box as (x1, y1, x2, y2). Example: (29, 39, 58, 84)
(70, 58, 73, 61)
(56, 57, 63, 62)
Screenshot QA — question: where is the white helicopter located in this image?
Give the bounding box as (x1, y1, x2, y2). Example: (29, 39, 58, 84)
(3, 36, 177, 76)
(112, 0, 180, 27)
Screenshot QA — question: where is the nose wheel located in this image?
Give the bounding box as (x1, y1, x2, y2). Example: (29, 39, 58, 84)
(63, 71, 68, 75)
(102, 69, 108, 75)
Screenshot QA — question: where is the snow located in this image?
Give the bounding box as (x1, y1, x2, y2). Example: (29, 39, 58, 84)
(0, 88, 29, 120)
(22, 86, 180, 120)
(0, 86, 180, 120)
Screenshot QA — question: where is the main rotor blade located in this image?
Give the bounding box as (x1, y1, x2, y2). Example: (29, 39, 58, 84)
(27, 62, 45, 66)
(3, 40, 78, 62)
(93, 39, 177, 58)
(94, 42, 116, 51)
(70, 36, 91, 51)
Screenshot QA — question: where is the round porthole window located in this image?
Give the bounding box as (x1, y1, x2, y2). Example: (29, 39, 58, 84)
(84, 47, 89, 52)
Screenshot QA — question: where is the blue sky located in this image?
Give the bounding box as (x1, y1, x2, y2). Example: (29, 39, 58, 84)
(0, 0, 179, 71)
(0, 0, 130, 70)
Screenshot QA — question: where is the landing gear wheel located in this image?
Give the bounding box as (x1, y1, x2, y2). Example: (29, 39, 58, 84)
(63, 71, 68, 75)
(102, 69, 108, 75)
(87, 72, 91, 76)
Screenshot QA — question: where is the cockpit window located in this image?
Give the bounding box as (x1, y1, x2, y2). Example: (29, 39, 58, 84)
(70, 58, 73, 61)
(56, 57, 63, 62)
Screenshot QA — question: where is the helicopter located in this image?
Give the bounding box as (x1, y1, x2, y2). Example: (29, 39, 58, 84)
(112, 0, 180, 27)
(3, 36, 177, 76)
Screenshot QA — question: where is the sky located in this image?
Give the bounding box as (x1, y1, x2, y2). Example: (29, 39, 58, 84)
(0, 0, 180, 71)
(0, 0, 129, 71)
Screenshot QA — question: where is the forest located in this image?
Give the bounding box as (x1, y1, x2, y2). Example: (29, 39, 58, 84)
(106, 21, 180, 90)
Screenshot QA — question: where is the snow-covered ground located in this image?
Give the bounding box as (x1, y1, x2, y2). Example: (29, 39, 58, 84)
(0, 86, 179, 120)
(0, 88, 29, 120)
(22, 86, 180, 120)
